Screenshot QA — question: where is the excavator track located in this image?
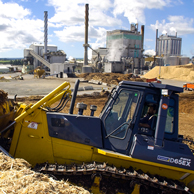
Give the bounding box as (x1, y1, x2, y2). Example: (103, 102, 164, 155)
(34, 162, 191, 194)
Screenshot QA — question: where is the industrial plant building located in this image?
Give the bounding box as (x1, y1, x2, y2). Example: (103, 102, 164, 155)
(154, 30, 190, 66)
(92, 24, 145, 74)
(23, 11, 74, 76)
(24, 44, 74, 75)
(156, 33, 182, 57)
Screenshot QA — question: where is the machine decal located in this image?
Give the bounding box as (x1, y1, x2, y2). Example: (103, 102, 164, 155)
(161, 103, 168, 110)
(147, 145, 154, 150)
(157, 155, 191, 167)
(157, 155, 170, 162)
(28, 122, 38, 129)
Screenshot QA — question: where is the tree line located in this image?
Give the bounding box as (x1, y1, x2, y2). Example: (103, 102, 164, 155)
(0, 59, 23, 65)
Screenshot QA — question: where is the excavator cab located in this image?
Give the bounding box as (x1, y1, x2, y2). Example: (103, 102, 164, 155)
(100, 81, 179, 149)
(100, 81, 193, 170)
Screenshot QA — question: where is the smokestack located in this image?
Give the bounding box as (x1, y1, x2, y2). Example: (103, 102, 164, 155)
(44, 11, 48, 60)
(141, 25, 144, 51)
(176, 32, 177, 37)
(155, 29, 158, 56)
(83, 4, 89, 65)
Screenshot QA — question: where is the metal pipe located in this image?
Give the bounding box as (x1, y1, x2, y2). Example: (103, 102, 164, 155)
(155, 29, 158, 56)
(69, 79, 80, 114)
(44, 11, 48, 61)
(141, 25, 144, 52)
(83, 4, 89, 65)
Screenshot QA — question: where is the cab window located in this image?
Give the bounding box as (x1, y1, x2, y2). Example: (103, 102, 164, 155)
(104, 90, 139, 139)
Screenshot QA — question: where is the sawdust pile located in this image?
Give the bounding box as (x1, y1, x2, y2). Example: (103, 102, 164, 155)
(179, 92, 194, 114)
(143, 63, 194, 81)
(183, 136, 194, 153)
(77, 73, 146, 85)
(0, 90, 8, 106)
(0, 153, 89, 194)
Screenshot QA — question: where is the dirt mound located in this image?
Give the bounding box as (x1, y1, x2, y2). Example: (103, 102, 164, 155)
(77, 73, 146, 84)
(143, 63, 194, 81)
(0, 153, 89, 194)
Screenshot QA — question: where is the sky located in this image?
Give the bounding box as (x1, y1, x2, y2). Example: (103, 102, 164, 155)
(0, 0, 194, 59)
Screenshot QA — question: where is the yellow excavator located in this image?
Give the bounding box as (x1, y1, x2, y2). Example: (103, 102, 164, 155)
(0, 80, 194, 193)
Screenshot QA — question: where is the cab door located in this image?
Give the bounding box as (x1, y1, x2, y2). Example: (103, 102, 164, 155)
(102, 89, 141, 154)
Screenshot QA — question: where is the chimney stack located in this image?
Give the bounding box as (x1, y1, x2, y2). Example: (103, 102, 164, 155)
(141, 25, 144, 51)
(155, 29, 158, 56)
(44, 11, 48, 60)
(83, 4, 89, 65)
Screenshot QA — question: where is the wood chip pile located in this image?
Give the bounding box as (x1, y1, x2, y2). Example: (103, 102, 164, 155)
(143, 63, 194, 82)
(0, 153, 90, 194)
(0, 90, 8, 106)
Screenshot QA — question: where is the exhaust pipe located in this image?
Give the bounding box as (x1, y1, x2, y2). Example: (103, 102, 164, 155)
(44, 11, 48, 61)
(69, 79, 80, 114)
(83, 4, 89, 66)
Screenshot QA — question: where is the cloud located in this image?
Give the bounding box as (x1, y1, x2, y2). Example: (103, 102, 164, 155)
(0, 1, 44, 52)
(0, 0, 31, 19)
(54, 25, 107, 43)
(113, 0, 176, 24)
(53, 24, 107, 59)
(0, 19, 44, 52)
(48, 0, 121, 27)
(0, 24, 10, 31)
(144, 49, 156, 56)
(150, 15, 194, 35)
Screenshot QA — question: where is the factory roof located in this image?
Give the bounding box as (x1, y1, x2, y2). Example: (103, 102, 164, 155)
(0, 66, 9, 69)
(107, 29, 140, 35)
(159, 34, 182, 40)
(30, 43, 57, 47)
